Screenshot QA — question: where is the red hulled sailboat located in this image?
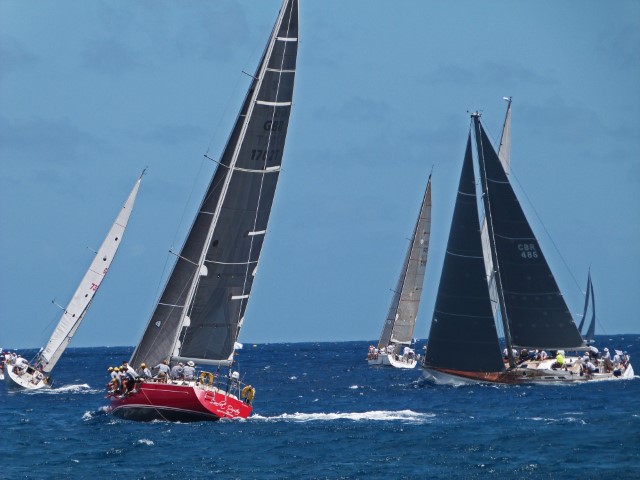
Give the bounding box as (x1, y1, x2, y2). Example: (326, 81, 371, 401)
(109, 0, 299, 421)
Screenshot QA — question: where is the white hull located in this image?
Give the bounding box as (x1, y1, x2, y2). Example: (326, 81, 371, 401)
(5, 364, 49, 390)
(422, 368, 479, 385)
(423, 357, 635, 385)
(367, 353, 417, 369)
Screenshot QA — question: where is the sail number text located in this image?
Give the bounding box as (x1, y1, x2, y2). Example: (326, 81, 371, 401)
(517, 243, 539, 259)
(264, 120, 284, 131)
(251, 149, 281, 161)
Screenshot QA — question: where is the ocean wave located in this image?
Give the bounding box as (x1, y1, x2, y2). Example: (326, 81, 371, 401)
(137, 439, 154, 446)
(251, 409, 435, 423)
(82, 406, 110, 422)
(525, 416, 586, 425)
(41, 384, 100, 395)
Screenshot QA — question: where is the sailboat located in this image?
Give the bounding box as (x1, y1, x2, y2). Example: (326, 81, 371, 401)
(6, 172, 143, 390)
(422, 103, 634, 384)
(108, 0, 298, 421)
(367, 174, 432, 369)
(578, 270, 596, 344)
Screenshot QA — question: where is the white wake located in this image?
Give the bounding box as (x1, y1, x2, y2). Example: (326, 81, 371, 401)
(251, 409, 434, 423)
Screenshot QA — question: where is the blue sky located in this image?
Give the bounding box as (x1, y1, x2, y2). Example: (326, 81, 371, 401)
(1, 0, 638, 349)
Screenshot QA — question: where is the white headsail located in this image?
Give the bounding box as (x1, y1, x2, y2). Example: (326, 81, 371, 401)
(37, 173, 143, 373)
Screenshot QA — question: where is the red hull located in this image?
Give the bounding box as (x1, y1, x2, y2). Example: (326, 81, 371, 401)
(109, 381, 252, 422)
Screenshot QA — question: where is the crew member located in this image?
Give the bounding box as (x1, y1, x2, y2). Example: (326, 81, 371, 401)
(183, 361, 196, 381)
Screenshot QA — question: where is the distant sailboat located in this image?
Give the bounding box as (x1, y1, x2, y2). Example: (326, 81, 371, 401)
(109, 0, 298, 421)
(422, 103, 634, 384)
(5, 173, 143, 390)
(577, 270, 596, 344)
(367, 174, 432, 369)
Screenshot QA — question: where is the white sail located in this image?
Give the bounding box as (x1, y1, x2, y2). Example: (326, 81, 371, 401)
(480, 217, 500, 319)
(38, 174, 143, 373)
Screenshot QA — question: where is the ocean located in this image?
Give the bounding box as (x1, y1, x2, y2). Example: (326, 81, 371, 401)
(2, 335, 639, 479)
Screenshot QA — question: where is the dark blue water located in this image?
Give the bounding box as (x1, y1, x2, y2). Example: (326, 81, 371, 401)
(2, 335, 639, 479)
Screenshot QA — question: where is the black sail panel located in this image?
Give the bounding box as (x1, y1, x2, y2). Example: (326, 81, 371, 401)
(473, 118, 583, 349)
(130, 0, 298, 369)
(425, 135, 504, 372)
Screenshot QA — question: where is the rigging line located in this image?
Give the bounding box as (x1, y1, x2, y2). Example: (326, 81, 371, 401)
(508, 166, 584, 296)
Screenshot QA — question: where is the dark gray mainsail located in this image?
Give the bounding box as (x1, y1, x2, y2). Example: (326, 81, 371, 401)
(377, 174, 432, 352)
(473, 115, 584, 350)
(425, 135, 504, 372)
(130, 0, 298, 370)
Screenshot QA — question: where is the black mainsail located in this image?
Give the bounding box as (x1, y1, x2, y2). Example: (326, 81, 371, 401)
(425, 135, 504, 373)
(377, 174, 432, 352)
(130, 0, 298, 370)
(473, 115, 583, 351)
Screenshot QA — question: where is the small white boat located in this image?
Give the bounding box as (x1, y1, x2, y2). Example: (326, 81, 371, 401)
(367, 175, 432, 369)
(6, 173, 142, 390)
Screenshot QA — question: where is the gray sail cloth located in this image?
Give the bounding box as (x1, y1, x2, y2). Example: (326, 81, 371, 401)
(473, 116, 584, 350)
(578, 272, 596, 343)
(425, 135, 504, 372)
(129, 0, 299, 370)
(378, 175, 432, 351)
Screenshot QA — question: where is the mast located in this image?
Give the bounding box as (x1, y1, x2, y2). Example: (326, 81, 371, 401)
(497, 96, 512, 175)
(36, 171, 143, 373)
(586, 278, 596, 342)
(472, 112, 516, 368)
